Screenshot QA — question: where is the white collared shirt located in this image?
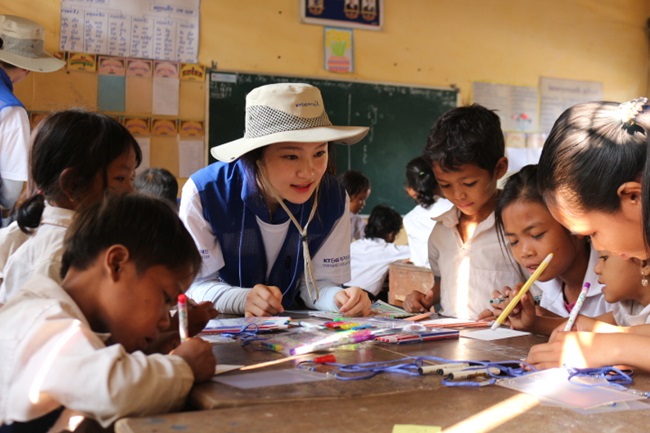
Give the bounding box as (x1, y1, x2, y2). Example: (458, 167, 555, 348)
(429, 206, 525, 320)
(613, 301, 650, 326)
(403, 198, 453, 268)
(347, 237, 410, 296)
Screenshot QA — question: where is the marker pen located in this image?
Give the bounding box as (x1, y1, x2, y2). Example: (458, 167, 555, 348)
(177, 294, 189, 342)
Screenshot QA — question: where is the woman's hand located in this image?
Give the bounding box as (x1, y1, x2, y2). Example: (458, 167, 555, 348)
(335, 287, 372, 317)
(245, 284, 284, 317)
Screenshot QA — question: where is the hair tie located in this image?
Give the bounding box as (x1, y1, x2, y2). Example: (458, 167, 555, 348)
(619, 97, 648, 129)
(418, 171, 425, 176)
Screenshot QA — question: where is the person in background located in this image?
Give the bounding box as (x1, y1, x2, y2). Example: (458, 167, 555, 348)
(403, 104, 525, 319)
(180, 83, 372, 317)
(338, 170, 371, 241)
(0, 15, 65, 226)
(134, 167, 179, 209)
(346, 204, 410, 301)
(402, 156, 453, 268)
(0, 193, 216, 432)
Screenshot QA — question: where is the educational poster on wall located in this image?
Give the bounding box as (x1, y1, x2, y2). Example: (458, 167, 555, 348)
(60, 0, 200, 63)
(324, 27, 353, 73)
(472, 82, 539, 132)
(302, 0, 382, 30)
(539, 77, 602, 136)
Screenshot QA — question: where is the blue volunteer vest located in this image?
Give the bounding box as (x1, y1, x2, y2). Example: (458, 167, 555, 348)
(191, 160, 346, 307)
(0, 68, 24, 110)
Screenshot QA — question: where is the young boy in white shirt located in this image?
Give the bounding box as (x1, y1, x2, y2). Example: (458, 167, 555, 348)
(403, 104, 525, 319)
(0, 194, 216, 431)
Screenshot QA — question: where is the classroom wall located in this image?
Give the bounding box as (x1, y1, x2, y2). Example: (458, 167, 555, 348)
(4, 0, 649, 186)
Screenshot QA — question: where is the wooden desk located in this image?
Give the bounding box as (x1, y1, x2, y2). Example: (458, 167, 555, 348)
(388, 261, 433, 306)
(115, 331, 650, 433)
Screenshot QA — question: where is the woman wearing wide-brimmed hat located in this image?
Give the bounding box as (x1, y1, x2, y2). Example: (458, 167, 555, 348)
(180, 82, 373, 317)
(0, 15, 64, 224)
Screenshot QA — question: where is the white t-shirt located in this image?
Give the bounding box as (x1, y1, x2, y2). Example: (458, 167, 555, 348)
(0, 105, 29, 182)
(346, 237, 410, 296)
(403, 198, 453, 268)
(179, 178, 351, 314)
(533, 246, 611, 318)
(429, 206, 525, 320)
(612, 301, 650, 326)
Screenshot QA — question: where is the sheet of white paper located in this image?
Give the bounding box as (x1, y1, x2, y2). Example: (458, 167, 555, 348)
(461, 328, 530, 340)
(178, 139, 204, 177)
(212, 364, 243, 377)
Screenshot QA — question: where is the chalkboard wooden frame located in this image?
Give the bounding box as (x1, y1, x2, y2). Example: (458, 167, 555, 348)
(208, 71, 458, 214)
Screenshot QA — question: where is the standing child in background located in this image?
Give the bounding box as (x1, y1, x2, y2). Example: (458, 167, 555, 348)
(346, 204, 410, 301)
(338, 170, 371, 241)
(403, 104, 525, 319)
(402, 156, 453, 268)
(180, 83, 372, 317)
(0, 194, 216, 432)
(0, 109, 141, 304)
(134, 167, 179, 209)
(0, 15, 65, 225)
(485, 164, 610, 335)
(526, 98, 650, 370)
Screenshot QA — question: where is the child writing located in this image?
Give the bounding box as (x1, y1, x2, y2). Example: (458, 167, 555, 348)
(338, 170, 371, 241)
(485, 164, 610, 334)
(403, 104, 525, 319)
(526, 97, 650, 370)
(134, 167, 179, 209)
(402, 155, 453, 268)
(180, 83, 373, 317)
(0, 193, 216, 431)
(346, 204, 410, 301)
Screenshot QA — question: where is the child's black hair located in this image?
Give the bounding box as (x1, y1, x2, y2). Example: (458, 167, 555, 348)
(134, 167, 179, 208)
(60, 193, 201, 279)
(404, 156, 440, 207)
(364, 204, 402, 241)
(424, 104, 505, 175)
(538, 100, 647, 214)
(16, 109, 142, 234)
(338, 170, 371, 198)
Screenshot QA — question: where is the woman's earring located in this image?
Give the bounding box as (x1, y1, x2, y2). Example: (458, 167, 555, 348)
(642, 271, 649, 287)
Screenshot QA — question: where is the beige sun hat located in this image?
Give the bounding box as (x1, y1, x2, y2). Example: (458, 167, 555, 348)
(211, 82, 369, 162)
(0, 15, 65, 73)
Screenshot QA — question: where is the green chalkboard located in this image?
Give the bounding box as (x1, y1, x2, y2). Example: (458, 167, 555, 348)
(208, 71, 458, 214)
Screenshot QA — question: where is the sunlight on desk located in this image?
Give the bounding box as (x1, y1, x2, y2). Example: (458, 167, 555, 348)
(444, 393, 539, 433)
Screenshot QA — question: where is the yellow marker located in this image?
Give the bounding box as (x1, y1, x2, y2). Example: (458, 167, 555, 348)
(491, 253, 553, 331)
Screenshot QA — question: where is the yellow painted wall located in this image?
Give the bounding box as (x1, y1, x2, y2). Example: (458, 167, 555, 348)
(3, 0, 649, 162)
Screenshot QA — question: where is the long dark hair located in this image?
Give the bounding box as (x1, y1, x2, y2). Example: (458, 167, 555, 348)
(404, 156, 439, 207)
(17, 110, 142, 234)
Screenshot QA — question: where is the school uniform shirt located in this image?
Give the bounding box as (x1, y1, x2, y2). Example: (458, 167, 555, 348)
(346, 237, 410, 296)
(179, 175, 352, 314)
(350, 212, 366, 242)
(429, 206, 525, 320)
(403, 198, 453, 268)
(612, 301, 650, 326)
(0, 274, 193, 429)
(0, 204, 75, 304)
(0, 221, 29, 285)
(533, 246, 611, 318)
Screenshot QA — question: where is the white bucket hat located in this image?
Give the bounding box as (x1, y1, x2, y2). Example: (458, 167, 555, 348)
(0, 15, 65, 73)
(211, 82, 369, 162)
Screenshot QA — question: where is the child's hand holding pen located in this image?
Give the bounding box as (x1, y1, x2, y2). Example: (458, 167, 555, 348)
(170, 337, 217, 382)
(167, 299, 219, 336)
(488, 283, 538, 330)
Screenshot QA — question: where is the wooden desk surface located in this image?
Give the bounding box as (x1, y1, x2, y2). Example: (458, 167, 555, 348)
(115, 331, 650, 433)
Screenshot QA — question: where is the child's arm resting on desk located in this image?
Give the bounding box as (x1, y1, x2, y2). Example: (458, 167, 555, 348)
(526, 331, 650, 371)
